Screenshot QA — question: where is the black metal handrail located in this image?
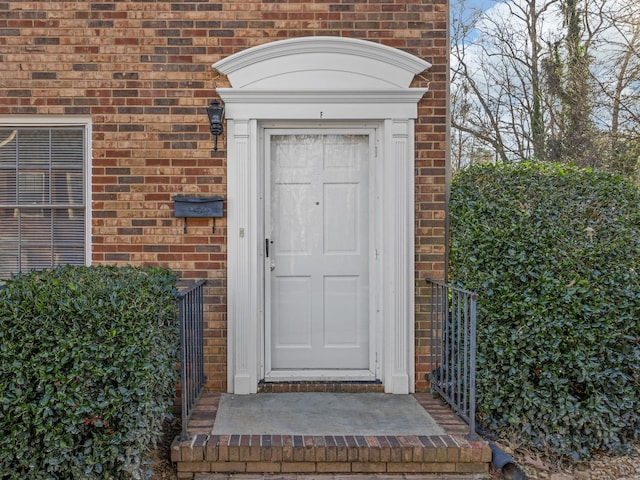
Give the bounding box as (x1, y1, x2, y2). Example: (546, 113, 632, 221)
(177, 279, 207, 440)
(426, 278, 478, 439)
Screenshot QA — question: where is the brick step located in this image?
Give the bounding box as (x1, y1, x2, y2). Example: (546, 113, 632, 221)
(172, 432, 491, 477)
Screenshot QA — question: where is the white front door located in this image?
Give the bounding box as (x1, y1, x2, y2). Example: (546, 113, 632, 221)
(265, 131, 373, 377)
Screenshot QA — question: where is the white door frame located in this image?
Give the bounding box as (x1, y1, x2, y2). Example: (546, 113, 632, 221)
(262, 126, 379, 382)
(214, 37, 431, 394)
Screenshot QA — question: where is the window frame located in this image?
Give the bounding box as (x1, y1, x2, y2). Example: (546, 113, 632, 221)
(0, 116, 92, 277)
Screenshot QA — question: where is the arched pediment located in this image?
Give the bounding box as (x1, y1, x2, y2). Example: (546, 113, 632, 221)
(213, 36, 431, 90)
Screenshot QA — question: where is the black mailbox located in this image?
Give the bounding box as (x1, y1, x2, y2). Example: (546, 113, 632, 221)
(173, 196, 224, 233)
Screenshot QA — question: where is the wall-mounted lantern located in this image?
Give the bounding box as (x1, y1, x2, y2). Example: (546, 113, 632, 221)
(206, 100, 225, 151)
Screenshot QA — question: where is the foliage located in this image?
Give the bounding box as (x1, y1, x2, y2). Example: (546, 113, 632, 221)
(0, 265, 180, 479)
(451, 0, 640, 179)
(545, 0, 597, 167)
(450, 162, 640, 459)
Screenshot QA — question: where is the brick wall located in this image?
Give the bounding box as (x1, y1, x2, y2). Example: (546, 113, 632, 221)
(0, 0, 448, 393)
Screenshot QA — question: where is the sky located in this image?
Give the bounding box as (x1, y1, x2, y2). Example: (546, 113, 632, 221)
(468, 0, 496, 8)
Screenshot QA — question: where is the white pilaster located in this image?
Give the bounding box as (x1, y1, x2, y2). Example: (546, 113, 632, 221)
(227, 119, 259, 394)
(383, 119, 415, 394)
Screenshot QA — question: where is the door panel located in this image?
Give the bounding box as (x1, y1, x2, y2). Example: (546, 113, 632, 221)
(273, 276, 312, 346)
(268, 133, 370, 371)
(324, 275, 360, 346)
(274, 183, 311, 254)
(324, 183, 360, 254)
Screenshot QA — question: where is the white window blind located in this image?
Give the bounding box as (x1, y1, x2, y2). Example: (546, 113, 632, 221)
(0, 127, 86, 279)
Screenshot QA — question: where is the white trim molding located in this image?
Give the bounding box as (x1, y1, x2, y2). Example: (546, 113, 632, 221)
(214, 37, 430, 394)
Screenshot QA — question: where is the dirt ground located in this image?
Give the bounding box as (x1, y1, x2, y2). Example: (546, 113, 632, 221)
(149, 418, 181, 480)
(492, 441, 640, 480)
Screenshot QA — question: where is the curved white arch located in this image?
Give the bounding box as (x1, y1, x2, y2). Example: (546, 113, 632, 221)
(213, 36, 431, 90)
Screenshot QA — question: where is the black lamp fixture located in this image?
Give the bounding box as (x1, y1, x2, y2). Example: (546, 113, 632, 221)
(206, 100, 225, 151)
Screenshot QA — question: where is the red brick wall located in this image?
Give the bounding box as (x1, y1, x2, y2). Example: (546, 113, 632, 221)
(0, 0, 448, 393)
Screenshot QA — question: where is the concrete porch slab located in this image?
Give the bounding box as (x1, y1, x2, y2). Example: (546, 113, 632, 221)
(211, 393, 446, 436)
(171, 392, 491, 478)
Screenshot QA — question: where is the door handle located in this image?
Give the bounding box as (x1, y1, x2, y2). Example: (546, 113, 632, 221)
(266, 239, 275, 271)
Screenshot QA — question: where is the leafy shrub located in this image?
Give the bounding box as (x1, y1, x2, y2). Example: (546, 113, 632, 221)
(0, 265, 180, 479)
(449, 162, 640, 459)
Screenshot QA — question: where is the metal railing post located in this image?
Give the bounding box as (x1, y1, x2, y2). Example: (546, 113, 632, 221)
(426, 278, 478, 439)
(177, 280, 207, 440)
(468, 291, 478, 439)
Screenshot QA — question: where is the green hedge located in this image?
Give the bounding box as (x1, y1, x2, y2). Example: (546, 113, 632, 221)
(0, 265, 180, 479)
(449, 162, 640, 459)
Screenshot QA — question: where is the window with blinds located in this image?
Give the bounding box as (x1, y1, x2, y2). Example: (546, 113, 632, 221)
(0, 126, 87, 279)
